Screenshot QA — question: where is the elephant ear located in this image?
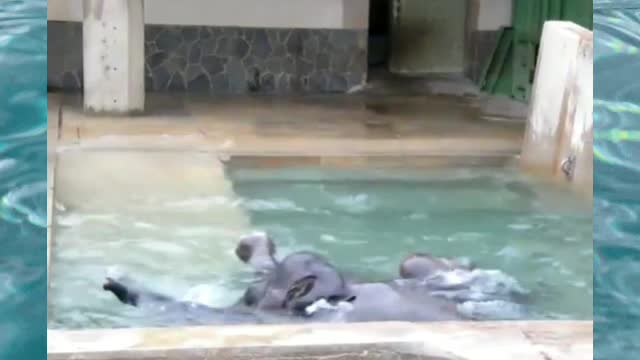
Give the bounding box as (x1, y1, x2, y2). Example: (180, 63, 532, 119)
(282, 275, 317, 308)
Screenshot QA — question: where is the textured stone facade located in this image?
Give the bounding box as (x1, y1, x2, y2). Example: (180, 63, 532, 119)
(48, 21, 368, 94)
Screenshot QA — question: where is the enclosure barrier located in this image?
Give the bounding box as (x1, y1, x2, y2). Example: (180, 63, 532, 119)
(520, 21, 593, 198)
(48, 320, 592, 360)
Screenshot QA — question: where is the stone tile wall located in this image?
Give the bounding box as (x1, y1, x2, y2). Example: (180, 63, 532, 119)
(48, 21, 368, 94)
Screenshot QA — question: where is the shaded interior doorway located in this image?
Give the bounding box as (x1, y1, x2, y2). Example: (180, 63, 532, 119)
(368, 0, 391, 69)
(388, 0, 467, 75)
(368, 0, 468, 77)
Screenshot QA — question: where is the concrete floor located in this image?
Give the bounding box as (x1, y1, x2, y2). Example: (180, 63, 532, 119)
(49, 92, 525, 158)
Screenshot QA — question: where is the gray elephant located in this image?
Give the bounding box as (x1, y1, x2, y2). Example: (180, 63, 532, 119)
(103, 233, 465, 324)
(102, 232, 529, 325)
(233, 232, 465, 322)
(236, 233, 530, 321)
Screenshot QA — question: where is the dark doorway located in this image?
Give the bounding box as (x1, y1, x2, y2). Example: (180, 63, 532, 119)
(368, 0, 391, 68)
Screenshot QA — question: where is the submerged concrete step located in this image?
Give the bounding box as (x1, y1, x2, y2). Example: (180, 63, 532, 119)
(50, 150, 252, 276)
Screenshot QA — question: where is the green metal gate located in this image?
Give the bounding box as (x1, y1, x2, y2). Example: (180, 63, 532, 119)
(478, 0, 593, 102)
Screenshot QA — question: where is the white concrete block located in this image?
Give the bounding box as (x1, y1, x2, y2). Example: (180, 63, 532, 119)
(83, 0, 145, 114)
(521, 21, 593, 196)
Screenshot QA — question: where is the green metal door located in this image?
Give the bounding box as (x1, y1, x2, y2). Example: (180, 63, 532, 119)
(479, 0, 593, 102)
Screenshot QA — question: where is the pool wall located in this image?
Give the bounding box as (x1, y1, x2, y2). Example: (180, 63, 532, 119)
(520, 21, 593, 198)
(48, 321, 592, 360)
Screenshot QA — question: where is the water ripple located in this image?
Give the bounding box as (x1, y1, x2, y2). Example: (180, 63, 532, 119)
(0, 0, 47, 358)
(595, 6, 640, 359)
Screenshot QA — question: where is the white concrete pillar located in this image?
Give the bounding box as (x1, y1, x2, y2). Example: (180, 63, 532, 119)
(83, 0, 145, 113)
(520, 21, 593, 197)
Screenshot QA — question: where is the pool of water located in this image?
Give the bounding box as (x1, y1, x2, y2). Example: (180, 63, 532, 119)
(0, 0, 47, 358)
(49, 151, 592, 329)
(594, 5, 640, 360)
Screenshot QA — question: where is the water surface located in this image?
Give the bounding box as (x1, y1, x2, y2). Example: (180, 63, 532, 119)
(49, 152, 592, 329)
(594, 5, 640, 359)
(0, 0, 47, 358)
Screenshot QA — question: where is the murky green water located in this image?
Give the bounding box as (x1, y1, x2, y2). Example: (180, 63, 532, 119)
(0, 0, 47, 358)
(49, 154, 592, 329)
(228, 167, 593, 320)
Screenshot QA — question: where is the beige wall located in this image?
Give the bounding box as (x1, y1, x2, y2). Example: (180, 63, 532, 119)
(468, 0, 512, 31)
(342, 0, 370, 29)
(48, 0, 82, 21)
(48, 0, 369, 29)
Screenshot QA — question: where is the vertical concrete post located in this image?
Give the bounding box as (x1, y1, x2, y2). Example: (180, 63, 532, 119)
(520, 21, 593, 197)
(83, 0, 145, 114)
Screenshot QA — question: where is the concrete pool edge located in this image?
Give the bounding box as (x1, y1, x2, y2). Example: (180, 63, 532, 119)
(54, 147, 522, 169)
(47, 320, 593, 360)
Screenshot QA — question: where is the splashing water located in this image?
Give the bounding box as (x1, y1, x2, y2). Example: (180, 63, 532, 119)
(50, 162, 591, 329)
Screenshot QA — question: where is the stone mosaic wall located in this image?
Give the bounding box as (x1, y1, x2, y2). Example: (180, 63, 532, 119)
(48, 21, 368, 94)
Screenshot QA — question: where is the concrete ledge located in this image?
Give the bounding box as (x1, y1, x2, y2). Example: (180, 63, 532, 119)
(223, 154, 518, 171)
(52, 94, 524, 156)
(48, 321, 592, 360)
